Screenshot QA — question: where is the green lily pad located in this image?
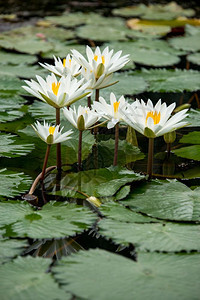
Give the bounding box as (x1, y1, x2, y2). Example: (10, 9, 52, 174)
(0, 64, 47, 79)
(99, 202, 156, 223)
(132, 68, 200, 92)
(0, 133, 34, 158)
(0, 169, 32, 200)
(0, 256, 70, 300)
(0, 50, 37, 65)
(0, 75, 22, 92)
(180, 131, 200, 144)
(0, 110, 24, 123)
(53, 249, 200, 300)
(101, 71, 148, 97)
(0, 201, 96, 239)
(0, 237, 28, 264)
(169, 34, 200, 52)
(0, 93, 26, 110)
(76, 24, 127, 42)
(112, 3, 195, 20)
(187, 52, 200, 65)
(174, 145, 200, 161)
(99, 218, 200, 252)
(52, 166, 145, 199)
(122, 180, 200, 221)
(41, 42, 86, 59)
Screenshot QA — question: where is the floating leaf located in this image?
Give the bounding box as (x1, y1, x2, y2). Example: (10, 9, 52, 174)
(99, 202, 156, 223)
(0, 110, 24, 123)
(122, 180, 200, 221)
(127, 19, 171, 37)
(180, 131, 200, 144)
(101, 72, 148, 98)
(132, 68, 200, 92)
(41, 42, 86, 59)
(0, 64, 47, 78)
(0, 50, 37, 65)
(185, 109, 200, 127)
(0, 93, 26, 110)
(0, 133, 34, 158)
(0, 256, 70, 300)
(187, 52, 200, 65)
(53, 249, 200, 300)
(174, 145, 200, 161)
(112, 3, 195, 20)
(99, 218, 200, 252)
(76, 24, 127, 42)
(53, 166, 145, 199)
(169, 34, 200, 52)
(0, 237, 28, 264)
(0, 75, 22, 92)
(0, 201, 96, 238)
(0, 169, 32, 200)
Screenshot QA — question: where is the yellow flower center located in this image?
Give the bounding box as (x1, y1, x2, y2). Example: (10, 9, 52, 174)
(94, 55, 105, 64)
(49, 126, 55, 135)
(63, 58, 71, 67)
(52, 82, 60, 96)
(146, 111, 161, 125)
(113, 101, 120, 113)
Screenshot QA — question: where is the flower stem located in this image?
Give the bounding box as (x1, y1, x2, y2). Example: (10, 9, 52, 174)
(56, 107, 62, 171)
(88, 96, 91, 109)
(167, 143, 171, 158)
(41, 144, 51, 182)
(147, 138, 154, 180)
(94, 89, 100, 138)
(78, 130, 83, 171)
(113, 123, 119, 166)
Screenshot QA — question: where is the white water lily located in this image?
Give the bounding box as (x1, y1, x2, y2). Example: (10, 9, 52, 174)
(32, 120, 73, 144)
(63, 105, 100, 131)
(120, 99, 189, 138)
(40, 54, 81, 77)
(71, 46, 129, 89)
(23, 73, 90, 108)
(92, 92, 128, 129)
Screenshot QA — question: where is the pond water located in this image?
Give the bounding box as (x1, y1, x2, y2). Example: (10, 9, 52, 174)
(0, 1, 200, 300)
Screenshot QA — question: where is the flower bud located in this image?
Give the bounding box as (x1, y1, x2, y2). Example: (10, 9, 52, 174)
(86, 196, 101, 207)
(164, 131, 176, 144)
(77, 115, 85, 131)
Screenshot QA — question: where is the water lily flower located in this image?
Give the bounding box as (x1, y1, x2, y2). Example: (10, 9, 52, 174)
(40, 54, 81, 77)
(71, 46, 130, 90)
(63, 105, 100, 131)
(23, 73, 90, 108)
(92, 92, 128, 129)
(32, 120, 73, 145)
(121, 99, 189, 138)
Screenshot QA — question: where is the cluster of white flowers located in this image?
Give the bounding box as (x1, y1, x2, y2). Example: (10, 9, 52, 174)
(23, 45, 189, 156)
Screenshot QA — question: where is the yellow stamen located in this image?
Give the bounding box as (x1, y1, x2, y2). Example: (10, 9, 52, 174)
(69, 58, 71, 66)
(63, 58, 66, 67)
(94, 55, 105, 64)
(49, 126, 55, 135)
(113, 101, 120, 113)
(146, 111, 161, 125)
(52, 82, 60, 96)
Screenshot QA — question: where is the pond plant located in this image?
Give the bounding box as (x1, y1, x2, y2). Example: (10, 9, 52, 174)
(0, 2, 200, 299)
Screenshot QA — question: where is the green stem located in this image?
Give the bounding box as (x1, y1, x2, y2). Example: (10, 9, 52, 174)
(78, 130, 83, 171)
(94, 89, 100, 138)
(113, 123, 119, 166)
(41, 144, 51, 182)
(56, 107, 62, 171)
(147, 138, 154, 180)
(167, 143, 171, 158)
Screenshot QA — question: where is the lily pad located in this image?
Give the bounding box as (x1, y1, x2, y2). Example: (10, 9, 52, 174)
(0, 256, 70, 300)
(99, 218, 200, 252)
(52, 166, 145, 199)
(0, 201, 96, 239)
(112, 3, 195, 20)
(76, 24, 128, 42)
(0, 75, 22, 92)
(186, 109, 200, 127)
(179, 131, 200, 144)
(0, 169, 32, 200)
(0, 133, 34, 158)
(0, 93, 26, 110)
(53, 249, 200, 300)
(187, 52, 200, 65)
(0, 50, 37, 65)
(41, 42, 86, 59)
(174, 145, 200, 161)
(122, 180, 200, 221)
(169, 34, 200, 52)
(0, 237, 28, 264)
(0, 64, 47, 79)
(0, 110, 24, 123)
(131, 68, 200, 92)
(127, 19, 171, 37)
